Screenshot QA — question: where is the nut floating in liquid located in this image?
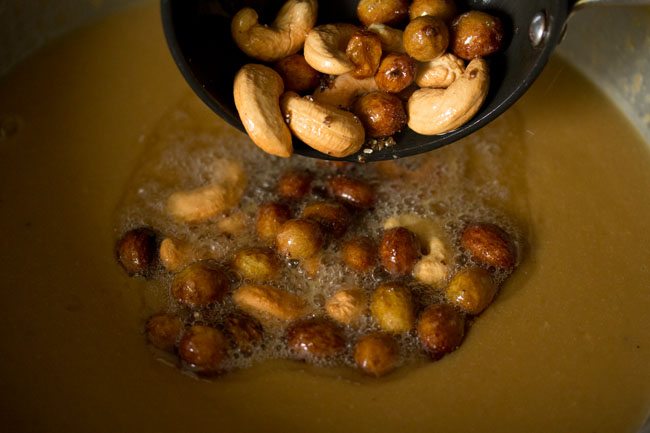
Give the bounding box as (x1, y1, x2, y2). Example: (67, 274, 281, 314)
(232, 247, 281, 281)
(301, 201, 352, 238)
(145, 312, 183, 352)
(379, 227, 421, 276)
(178, 325, 228, 374)
(276, 218, 325, 260)
(170, 262, 230, 308)
(223, 312, 265, 356)
(354, 332, 400, 377)
(233, 284, 310, 323)
(370, 282, 415, 333)
(286, 318, 346, 360)
(256, 202, 291, 243)
(341, 236, 378, 273)
(326, 175, 376, 209)
(460, 222, 516, 269)
(276, 169, 314, 200)
(445, 267, 498, 315)
(116, 227, 158, 277)
(417, 303, 465, 359)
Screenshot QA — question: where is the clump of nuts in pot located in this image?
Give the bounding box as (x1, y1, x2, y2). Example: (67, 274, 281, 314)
(230, 0, 505, 158)
(117, 155, 522, 378)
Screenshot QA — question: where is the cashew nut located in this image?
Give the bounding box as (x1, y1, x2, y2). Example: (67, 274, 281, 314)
(384, 214, 452, 288)
(159, 238, 218, 272)
(234, 64, 293, 158)
(415, 53, 465, 88)
(232, 284, 310, 323)
(166, 159, 247, 223)
(231, 0, 318, 62)
(367, 24, 405, 53)
(304, 23, 359, 75)
(159, 238, 194, 272)
(312, 73, 378, 108)
(216, 211, 250, 236)
(407, 58, 489, 135)
(281, 91, 365, 157)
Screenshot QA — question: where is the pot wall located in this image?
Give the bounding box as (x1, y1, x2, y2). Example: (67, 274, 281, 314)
(557, 6, 650, 141)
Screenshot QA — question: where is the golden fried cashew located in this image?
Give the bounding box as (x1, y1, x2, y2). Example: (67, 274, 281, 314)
(407, 58, 489, 135)
(312, 73, 378, 109)
(232, 284, 310, 323)
(304, 23, 359, 75)
(367, 24, 405, 53)
(234, 64, 293, 157)
(415, 53, 465, 88)
(281, 91, 365, 157)
(166, 159, 247, 223)
(215, 211, 250, 236)
(159, 238, 195, 272)
(159, 238, 224, 272)
(384, 214, 452, 288)
(231, 0, 318, 62)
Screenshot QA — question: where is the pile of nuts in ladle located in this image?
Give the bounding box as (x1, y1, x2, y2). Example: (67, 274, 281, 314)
(232, 0, 504, 158)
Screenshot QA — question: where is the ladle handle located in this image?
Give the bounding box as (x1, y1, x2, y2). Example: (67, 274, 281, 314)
(572, 0, 650, 9)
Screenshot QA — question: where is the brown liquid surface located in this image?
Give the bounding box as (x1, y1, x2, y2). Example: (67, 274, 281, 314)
(0, 3, 649, 433)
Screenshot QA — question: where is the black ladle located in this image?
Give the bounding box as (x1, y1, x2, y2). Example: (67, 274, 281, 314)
(160, 0, 643, 162)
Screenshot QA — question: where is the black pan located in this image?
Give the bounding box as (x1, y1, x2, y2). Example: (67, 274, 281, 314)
(160, 0, 571, 161)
